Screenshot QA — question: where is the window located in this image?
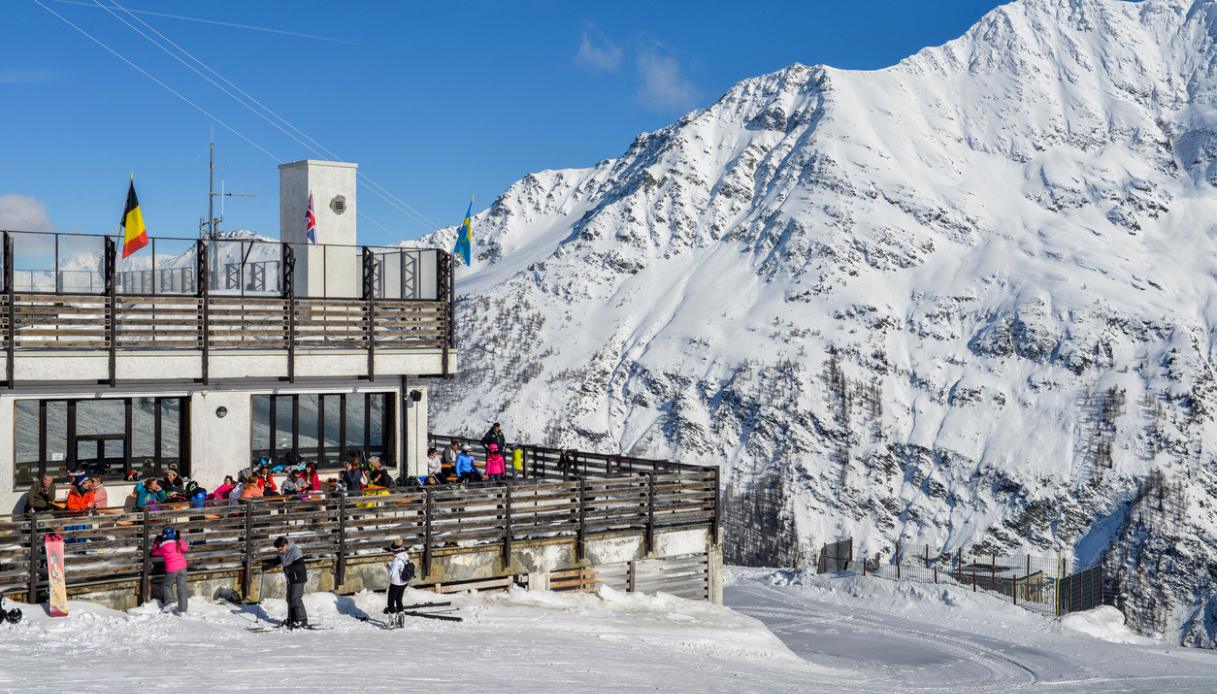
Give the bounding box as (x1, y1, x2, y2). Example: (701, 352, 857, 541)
(13, 396, 189, 489)
(251, 391, 395, 470)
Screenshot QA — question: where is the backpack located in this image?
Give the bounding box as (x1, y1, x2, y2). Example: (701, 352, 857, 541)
(399, 558, 416, 583)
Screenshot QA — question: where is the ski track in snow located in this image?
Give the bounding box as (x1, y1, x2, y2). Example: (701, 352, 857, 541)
(725, 569, 1217, 692)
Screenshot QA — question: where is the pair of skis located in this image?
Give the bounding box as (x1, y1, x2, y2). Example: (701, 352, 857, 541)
(247, 601, 461, 632)
(359, 600, 463, 628)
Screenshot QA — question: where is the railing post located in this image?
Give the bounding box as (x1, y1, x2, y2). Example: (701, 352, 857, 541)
(4, 231, 14, 388)
(645, 473, 655, 554)
(502, 486, 513, 567)
(241, 501, 253, 599)
(362, 246, 375, 381)
(1012, 575, 1017, 605)
(576, 480, 587, 561)
(104, 236, 117, 387)
(139, 509, 152, 604)
(436, 251, 453, 378)
(627, 559, 637, 593)
(26, 514, 40, 603)
(282, 243, 295, 383)
(422, 490, 433, 578)
(336, 494, 347, 587)
(197, 240, 209, 385)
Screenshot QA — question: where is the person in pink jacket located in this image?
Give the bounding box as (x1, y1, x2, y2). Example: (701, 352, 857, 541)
(485, 443, 507, 482)
(151, 527, 190, 613)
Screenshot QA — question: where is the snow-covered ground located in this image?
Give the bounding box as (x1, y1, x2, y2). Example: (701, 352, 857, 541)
(727, 568, 1217, 692)
(2, 571, 1214, 692)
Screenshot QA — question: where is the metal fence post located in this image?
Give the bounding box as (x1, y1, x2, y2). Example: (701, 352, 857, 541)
(197, 240, 209, 385)
(1012, 576, 1017, 605)
(241, 502, 253, 599)
(336, 494, 348, 588)
(362, 246, 376, 381)
(502, 486, 513, 566)
(4, 232, 15, 388)
(627, 559, 637, 593)
(282, 242, 295, 383)
(139, 509, 151, 605)
(104, 236, 117, 386)
(645, 473, 655, 554)
(422, 490, 433, 577)
(26, 514, 40, 603)
(576, 480, 587, 561)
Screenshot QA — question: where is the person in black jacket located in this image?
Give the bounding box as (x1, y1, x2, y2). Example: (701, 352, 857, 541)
(481, 423, 506, 454)
(262, 536, 308, 628)
(366, 457, 393, 488)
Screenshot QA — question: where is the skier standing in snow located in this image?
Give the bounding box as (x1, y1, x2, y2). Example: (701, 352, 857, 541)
(151, 526, 190, 613)
(383, 538, 413, 614)
(263, 536, 308, 628)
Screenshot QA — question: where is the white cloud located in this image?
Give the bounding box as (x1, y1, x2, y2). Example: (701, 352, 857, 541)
(0, 69, 57, 85)
(575, 26, 623, 71)
(635, 45, 698, 112)
(0, 194, 56, 232)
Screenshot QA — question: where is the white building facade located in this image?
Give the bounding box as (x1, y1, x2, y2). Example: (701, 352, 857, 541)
(1, 160, 455, 513)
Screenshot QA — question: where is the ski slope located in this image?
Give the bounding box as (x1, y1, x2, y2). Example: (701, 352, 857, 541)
(726, 568, 1217, 692)
(2, 573, 1214, 691)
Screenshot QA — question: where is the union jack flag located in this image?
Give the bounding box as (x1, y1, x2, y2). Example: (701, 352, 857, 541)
(306, 191, 318, 245)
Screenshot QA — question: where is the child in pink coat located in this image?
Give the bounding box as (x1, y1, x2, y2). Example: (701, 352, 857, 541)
(151, 527, 190, 613)
(485, 443, 507, 482)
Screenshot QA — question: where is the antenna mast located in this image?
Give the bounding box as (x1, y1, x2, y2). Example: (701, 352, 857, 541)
(203, 125, 255, 240)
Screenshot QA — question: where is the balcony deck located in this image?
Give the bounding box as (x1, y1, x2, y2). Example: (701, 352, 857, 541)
(0, 230, 456, 385)
(0, 438, 721, 606)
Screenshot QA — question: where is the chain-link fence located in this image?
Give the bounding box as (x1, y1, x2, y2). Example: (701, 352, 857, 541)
(815, 537, 1107, 616)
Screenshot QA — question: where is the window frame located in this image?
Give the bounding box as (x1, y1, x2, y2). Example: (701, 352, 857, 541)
(250, 391, 395, 472)
(12, 395, 190, 490)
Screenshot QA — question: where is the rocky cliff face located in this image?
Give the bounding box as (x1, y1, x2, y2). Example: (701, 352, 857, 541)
(415, 0, 1217, 646)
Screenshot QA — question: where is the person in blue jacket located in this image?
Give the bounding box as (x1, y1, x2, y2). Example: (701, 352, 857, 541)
(454, 447, 482, 482)
(135, 477, 167, 509)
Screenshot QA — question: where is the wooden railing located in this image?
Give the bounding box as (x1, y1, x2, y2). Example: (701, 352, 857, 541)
(0, 294, 448, 352)
(0, 470, 718, 604)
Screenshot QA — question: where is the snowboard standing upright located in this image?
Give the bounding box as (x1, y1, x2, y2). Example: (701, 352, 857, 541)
(45, 533, 68, 617)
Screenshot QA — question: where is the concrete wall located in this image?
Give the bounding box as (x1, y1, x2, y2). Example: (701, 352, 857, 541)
(2, 379, 428, 514)
(11, 348, 454, 385)
(279, 160, 359, 298)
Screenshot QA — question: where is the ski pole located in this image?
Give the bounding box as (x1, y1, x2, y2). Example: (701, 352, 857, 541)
(254, 570, 266, 626)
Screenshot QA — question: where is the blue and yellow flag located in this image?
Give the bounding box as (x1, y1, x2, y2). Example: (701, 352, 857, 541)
(452, 199, 473, 267)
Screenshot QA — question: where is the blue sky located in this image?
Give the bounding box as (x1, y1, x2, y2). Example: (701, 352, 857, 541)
(1, 0, 1006, 245)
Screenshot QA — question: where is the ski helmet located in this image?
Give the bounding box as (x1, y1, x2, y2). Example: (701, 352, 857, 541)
(161, 526, 176, 540)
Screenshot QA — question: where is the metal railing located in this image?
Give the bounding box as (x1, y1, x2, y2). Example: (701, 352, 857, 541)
(1, 229, 441, 300)
(0, 230, 456, 385)
(816, 538, 1110, 616)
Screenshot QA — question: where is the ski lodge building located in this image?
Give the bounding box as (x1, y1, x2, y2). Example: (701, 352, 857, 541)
(0, 162, 722, 607)
(1, 160, 452, 512)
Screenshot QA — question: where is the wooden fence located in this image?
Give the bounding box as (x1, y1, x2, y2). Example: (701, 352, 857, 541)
(0, 470, 718, 605)
(0, 294, 449, 351)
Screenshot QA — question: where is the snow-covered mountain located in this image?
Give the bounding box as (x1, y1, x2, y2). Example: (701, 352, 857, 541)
(416, 0, 1217, 647)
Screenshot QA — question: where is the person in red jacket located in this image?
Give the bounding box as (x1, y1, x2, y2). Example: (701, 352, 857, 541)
(151, 526, 190, 613)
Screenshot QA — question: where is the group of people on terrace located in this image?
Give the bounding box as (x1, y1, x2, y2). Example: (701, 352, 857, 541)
(22, 423, 522, 516)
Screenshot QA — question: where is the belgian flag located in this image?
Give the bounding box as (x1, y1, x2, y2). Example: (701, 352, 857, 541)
(120, 177, 149, 259)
